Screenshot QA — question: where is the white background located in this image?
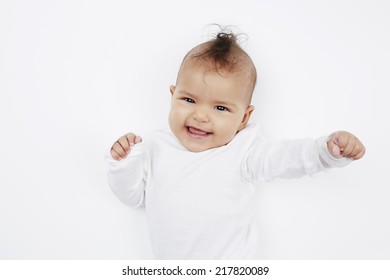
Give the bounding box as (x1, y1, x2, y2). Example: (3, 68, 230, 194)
(1, 0, 389, 259)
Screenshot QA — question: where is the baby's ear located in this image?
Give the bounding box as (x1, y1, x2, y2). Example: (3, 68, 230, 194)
(170, 85, 176, 97)
(238, 105, 255, 131)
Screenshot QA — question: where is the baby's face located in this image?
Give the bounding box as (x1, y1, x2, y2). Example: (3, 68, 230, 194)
(168, 66, 254, 152)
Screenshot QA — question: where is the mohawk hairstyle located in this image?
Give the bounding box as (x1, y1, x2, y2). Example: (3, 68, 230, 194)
(192, 32, 240, 73)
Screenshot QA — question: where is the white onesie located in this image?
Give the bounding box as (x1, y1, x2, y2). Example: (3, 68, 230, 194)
(106, 124, 349, 259)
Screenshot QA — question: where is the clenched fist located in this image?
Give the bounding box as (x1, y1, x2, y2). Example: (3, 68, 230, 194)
(327, 131, 365, 160)
(110, 133, 142, 160)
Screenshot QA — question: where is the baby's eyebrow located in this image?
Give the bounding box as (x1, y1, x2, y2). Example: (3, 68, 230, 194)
(177, 90, 197, 98)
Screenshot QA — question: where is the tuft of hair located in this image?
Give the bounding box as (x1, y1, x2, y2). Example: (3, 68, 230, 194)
(191, 31, 244, 73)
(194, 32, 238, 71)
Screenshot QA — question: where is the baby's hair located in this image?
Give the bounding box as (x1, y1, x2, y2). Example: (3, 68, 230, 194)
(192, 32, 240, 73)
(179, 25, 257, 97)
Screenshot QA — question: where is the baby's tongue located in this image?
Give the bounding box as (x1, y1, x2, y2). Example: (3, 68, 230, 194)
(189, 127, 208, 135)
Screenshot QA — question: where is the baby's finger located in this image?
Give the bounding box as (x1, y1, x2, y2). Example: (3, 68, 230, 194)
(341, 137, 357, 158)
(135, 135, 143, 144)
(110, 147, 122, 160)
(111, 142, 126, 160)
(125, 133, 137, 146)
(335, 132, 350, 153)
(351, 147, 366, 160)
(118, 136, 130, 154)
(350, 142, 366, 160)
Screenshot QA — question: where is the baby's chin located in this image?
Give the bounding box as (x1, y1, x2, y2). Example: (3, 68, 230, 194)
(180, 137, 229, 153)
(176, 134, 217, 153)
(174, 135, 210, 152)
(184, 144, 212, 153)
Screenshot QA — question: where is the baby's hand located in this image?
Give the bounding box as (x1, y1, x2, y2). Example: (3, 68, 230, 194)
(110, 133, 142, 161)
(327, 131, 365, 160)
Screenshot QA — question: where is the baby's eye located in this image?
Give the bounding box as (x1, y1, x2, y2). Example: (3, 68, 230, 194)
(215, 105, 229, 111)
(183, 98, 195, 103)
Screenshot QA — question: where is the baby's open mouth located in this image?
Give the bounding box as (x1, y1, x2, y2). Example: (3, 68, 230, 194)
(186, 126, 212, 137)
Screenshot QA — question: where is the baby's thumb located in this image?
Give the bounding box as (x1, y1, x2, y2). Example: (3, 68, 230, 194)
(328, 135, 342, 158)
(331, 142, 342, 158)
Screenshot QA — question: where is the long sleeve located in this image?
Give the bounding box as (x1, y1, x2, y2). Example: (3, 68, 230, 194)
(243, 135, 351, 182)
(105, 143, 148, 207)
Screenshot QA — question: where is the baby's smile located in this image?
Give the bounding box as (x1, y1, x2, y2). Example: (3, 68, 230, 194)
(186, 126, 213, 139)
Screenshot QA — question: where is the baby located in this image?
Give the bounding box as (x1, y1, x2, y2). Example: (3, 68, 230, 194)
(106, 31, 365, 259)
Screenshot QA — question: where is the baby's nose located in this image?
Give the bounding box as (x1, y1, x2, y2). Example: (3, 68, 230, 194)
(193, 107, 210, 122)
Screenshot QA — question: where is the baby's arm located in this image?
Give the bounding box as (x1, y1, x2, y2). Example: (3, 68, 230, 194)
(106, 132, 147, 207)
(244, 131, 365, 182)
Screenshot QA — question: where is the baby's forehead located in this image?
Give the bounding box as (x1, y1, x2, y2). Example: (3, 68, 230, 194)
(177, 63, 253, 104)
(180, 58, 254, 89)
